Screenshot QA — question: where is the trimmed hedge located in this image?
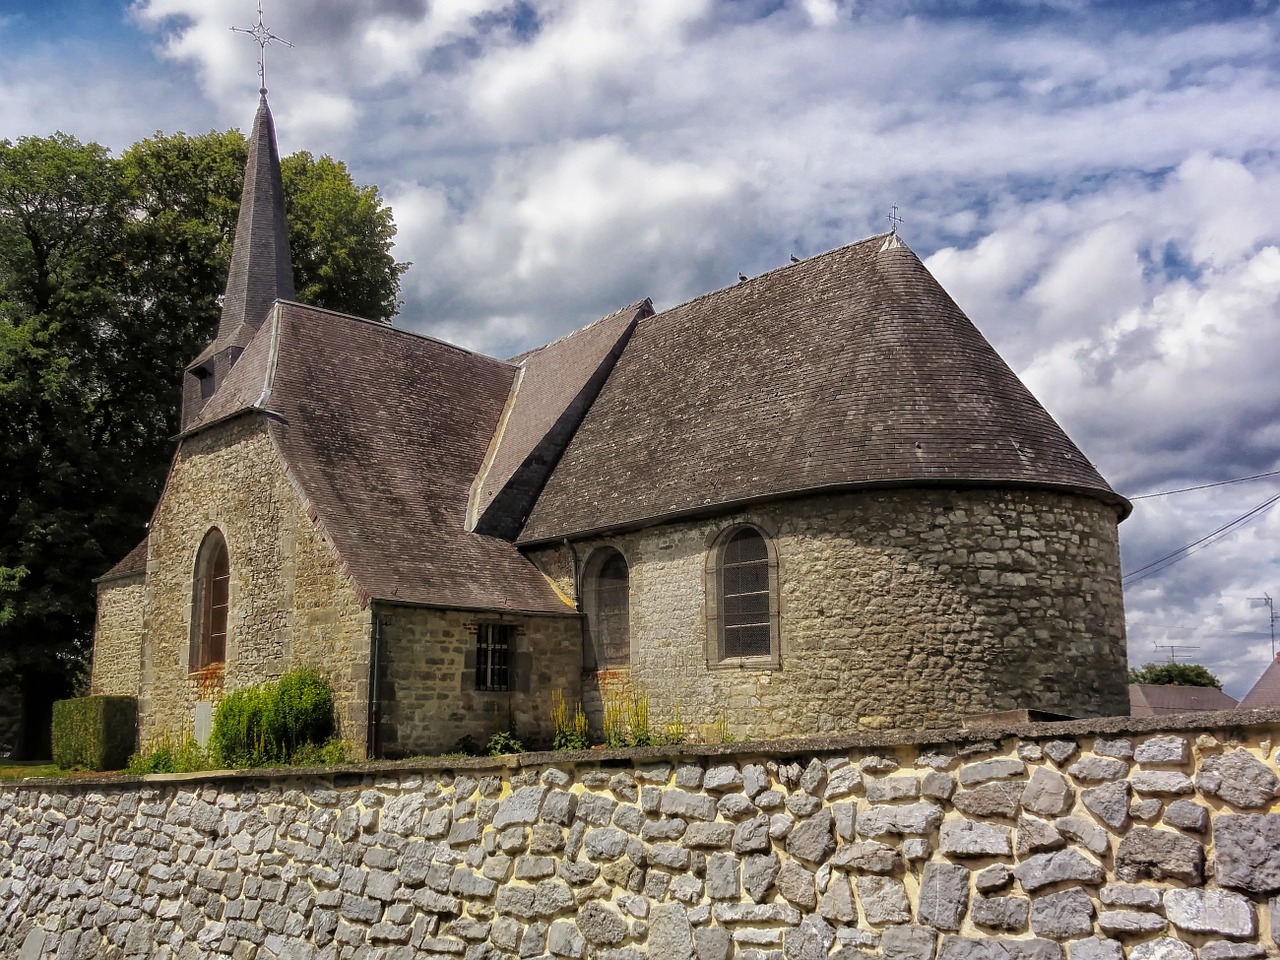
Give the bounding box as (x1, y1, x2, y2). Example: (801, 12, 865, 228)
(51, 695, 137, 770)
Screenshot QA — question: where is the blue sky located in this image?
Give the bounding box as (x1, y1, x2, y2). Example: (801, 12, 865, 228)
(3, 0, 1279, 699)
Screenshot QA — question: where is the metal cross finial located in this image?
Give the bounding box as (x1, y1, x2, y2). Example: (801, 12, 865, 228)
(231, 0, 293, 96)
(887, 205, 904, 235)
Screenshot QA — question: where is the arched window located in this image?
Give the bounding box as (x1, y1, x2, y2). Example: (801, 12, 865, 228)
(190, 529, 229, 672)
(707, 525, 780, 665)
(588, 548, 630, 668)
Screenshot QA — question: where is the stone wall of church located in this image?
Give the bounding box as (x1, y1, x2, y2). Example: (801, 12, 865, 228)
(90, 574, 147, 699)
(134, 416, 372, 755)
(376, 605, 583, 757)
(528, 487, 1126, 743)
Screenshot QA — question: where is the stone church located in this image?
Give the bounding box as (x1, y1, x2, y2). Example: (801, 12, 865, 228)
(90, 93, 1131, 758)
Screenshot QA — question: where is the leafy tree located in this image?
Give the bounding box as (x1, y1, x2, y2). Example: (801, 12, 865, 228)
(0, 129, 406, 753)
(1128, 662, 1223, 690)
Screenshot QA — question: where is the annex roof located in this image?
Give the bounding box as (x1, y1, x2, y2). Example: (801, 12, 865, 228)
(186, 301, 573, 615)
(468, 301, 649, 539)
(1128, 683, 1239, 716)
(520, 234, 1129, 544)
(1238, 654, 1280, 709)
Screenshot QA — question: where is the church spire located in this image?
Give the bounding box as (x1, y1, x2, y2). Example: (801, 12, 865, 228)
(217, 92, 295, 346)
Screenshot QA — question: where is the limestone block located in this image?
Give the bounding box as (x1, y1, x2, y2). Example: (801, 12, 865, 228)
(952, 783, 1022, 819)
(972, 896, 1028, 930)
(695, 926, 731, 960)
(1128, 939, 1194, 960)
(1115, 827, 1204, 885)
(824, 765, 862, 800)
(1162, 799, 1209, 833)
(648, 903, 694, 960)
(1130, 771, 1194, 796)
(703, 765, 744, 793)
(1066, 757, 1128, 782)
(1164, 888, 1257, 938)
(1020, 768, 1074, 817)
(879, 924, 935, 960)
(1067, 937, 1123, 960)
(777, 861, 817, 910)
(856, 802, 943, 837)
(975, 864, 1014, 894)
(1098, 884, 1161, 909)
(785, 808, 835, 863)
(1013, 850, 1104, 892)
(732, 815, 772, 854)
(1096, 910, 1166, 935)
(1052, 816, 1108, 855)
(916, 863, 969, 931)
(1080, 781, 1131, 830)
(1030, 888, 1094, 940)
(939, 819, 1012, 858)
(1043, 741, 1078, 766)
(1134, 736, 1190, 765)
(866, 777, 921, 802)
(1015, 815, 1065, 857)
(659, 790, 717, 822)
(784, 915, 836, 960)
(1093, 738, 1133, 759)
(493, 786, 547, 829)
(958, 759, 1026, 786)
(705, 853, 740, 900)
(1199, 943, 1266, 960)
(831, 841, 903, 875)
(743, 852, 780, 903)
(818, 875, 857, 924)
(855, 876, 912, 925)
(1197, 751, 1280, 809)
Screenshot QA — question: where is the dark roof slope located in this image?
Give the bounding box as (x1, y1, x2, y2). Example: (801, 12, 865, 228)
(468, 301, 649, 539)
(190, 302, 571, 614)
(96, 537, 148, 584)
(1129, 683, 1239, 716)
(520, 234, 1128, 543)
(1238, 655, 1280, 709)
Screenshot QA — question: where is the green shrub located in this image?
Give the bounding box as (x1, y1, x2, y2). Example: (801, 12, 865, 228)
(486, 730, 523, 756)
(209, 667, 337, 768)
(51, 696, 137, 771)
(126, 733, 209, 774)
(291, 737, 350, 766)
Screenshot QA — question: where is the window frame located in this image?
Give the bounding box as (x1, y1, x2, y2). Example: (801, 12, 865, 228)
(705, 522, 782, 669)
(474, 622, 515, 692)
(584, 546, 631, 670)
(189, 528, 230, 673)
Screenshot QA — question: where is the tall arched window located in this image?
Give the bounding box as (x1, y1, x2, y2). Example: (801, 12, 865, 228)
(190, 529, 229, 672)
(588, 548, 630, 668)
(707, 525, 780, 665)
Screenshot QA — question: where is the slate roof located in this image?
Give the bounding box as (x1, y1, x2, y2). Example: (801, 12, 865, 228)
(519, 234, 1129, 544)
(1128, 683, 1239, 716)
(97, 537, 149, 584)
(186, 302, 572, 614)
(467, 301, 649, 539)
(1238, 655, 1280, 709)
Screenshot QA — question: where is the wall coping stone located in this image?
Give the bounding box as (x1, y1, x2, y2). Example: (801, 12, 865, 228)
(9, 706, 1279, 793)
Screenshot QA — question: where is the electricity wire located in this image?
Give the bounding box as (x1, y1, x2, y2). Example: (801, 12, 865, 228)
(1128, 468, 1280, 500)
(1122, 490, 1280, 586)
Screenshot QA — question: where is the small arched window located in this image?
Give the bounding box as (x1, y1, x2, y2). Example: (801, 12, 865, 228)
(588, 548, 630, 668)
(707, 525, 780, 665)
(190, 529, 230, 672)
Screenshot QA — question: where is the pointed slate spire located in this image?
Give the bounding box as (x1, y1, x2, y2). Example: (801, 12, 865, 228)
(181, 92, 295, 430)
(218, 91, 295, 347)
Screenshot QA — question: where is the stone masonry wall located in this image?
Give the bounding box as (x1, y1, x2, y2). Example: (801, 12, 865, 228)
(131, 417, 372, 753)
(377, 606, 583, 757)
(91, 574, 146, 699)
(4, 712, 1280, 960)
(527, 488, 1127, 742)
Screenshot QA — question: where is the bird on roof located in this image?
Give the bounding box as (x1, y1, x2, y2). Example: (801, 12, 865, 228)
(738, 273, 748, 282)
(790, 254, 800, 263)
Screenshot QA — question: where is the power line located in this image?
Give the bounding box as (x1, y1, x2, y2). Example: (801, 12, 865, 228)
(1122, 489, 1280, 585)
(1128, 468, 1280, 501)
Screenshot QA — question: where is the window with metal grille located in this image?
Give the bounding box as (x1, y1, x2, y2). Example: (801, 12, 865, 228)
(592, 550, 630, 667)
(720, 528, 772, 659)
(475, 623, 513, 691)
(190, 529, 229, 672)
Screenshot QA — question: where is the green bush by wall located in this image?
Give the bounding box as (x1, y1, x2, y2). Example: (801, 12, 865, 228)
(51, 696, 137, 771)
(208, 667, 335, 768)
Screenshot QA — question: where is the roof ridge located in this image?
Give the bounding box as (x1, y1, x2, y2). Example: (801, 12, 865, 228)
(652, 232, 894, 319)
(509, 299, 652, 363)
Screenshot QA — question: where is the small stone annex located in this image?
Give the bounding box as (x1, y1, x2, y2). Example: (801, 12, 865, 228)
(89, 91, 1132, 759)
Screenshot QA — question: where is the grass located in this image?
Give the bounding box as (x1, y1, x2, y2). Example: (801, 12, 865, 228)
(0, 761, 67, 781)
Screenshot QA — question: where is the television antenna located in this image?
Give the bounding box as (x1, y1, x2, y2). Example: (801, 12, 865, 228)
(1249, 592, 1276, 658)
(1153, 642, 1200, 664)
(232, 0, 294, 96)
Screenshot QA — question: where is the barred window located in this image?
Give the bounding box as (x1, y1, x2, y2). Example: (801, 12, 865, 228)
(475, 623, 514, 691)
(590, 549, 630, 667)
(190, 529, 229, 672)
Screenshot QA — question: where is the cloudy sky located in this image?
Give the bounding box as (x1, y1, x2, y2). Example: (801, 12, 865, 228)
(4, 0, 1279, 698)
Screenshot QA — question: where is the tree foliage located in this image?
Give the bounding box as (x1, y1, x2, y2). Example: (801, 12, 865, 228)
(0, 128, 407, 687)
(1127, 661, 1223, 689)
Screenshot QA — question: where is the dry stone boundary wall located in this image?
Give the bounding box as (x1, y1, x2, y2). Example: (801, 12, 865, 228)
(4, 711, 1280, 960)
